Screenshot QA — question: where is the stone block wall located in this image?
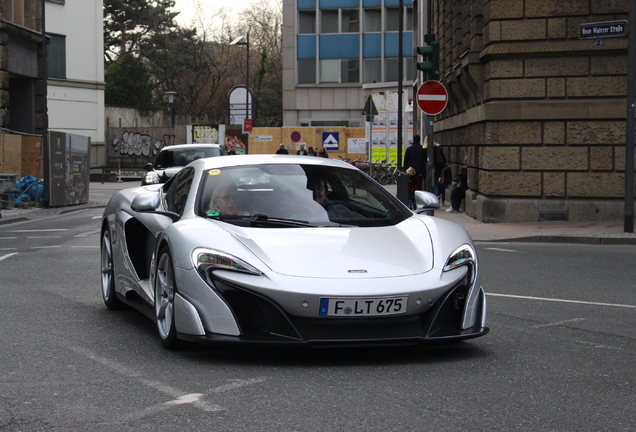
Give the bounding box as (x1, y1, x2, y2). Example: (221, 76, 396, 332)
(430, 0, 633, 222)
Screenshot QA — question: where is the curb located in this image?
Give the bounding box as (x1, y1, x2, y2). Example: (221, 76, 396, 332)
(472, 235, 636, 245)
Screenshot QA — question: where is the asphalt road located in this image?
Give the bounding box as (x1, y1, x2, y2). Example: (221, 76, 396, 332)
(0, 209, 635, 431)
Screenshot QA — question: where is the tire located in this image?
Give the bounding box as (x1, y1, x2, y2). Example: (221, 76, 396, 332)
(155, 247, 181, 349)
(101, 228, 124, 310)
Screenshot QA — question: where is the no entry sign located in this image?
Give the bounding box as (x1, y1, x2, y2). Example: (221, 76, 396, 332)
(416, 80, 448, 116)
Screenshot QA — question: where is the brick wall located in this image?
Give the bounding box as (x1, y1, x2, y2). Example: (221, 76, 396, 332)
(431, 0, 633, 222)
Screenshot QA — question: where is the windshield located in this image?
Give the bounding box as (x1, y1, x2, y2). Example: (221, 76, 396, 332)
(155, 147, 222, 169)
(197, 164, 409, 227)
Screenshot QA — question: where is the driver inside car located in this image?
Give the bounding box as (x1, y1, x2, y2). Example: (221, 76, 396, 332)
(306, 172, 363, 220)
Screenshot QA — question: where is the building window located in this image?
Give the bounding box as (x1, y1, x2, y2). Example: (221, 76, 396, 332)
(321, 9, 360, 33)
(384, 57, 413, 82)
(321, 10, 339, 33)
(319, 59, 359, 84)
(298, 58, 316, 84)
(385, 7, 413, 32)
(341, 59, 359, 83)
(363, 58, 382, 83)
(299, 10, 316, 34)
(385, 8, 399, 32)
(364, 8, 382, 32)
(47, 33, 66, 79)
(385, 57, 399, 82)
(320, 59, 339, 83)
(341, 9, 359, 33)
(405, 56, 413, 81)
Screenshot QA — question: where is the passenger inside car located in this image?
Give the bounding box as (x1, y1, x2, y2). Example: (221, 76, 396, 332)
(209, 179, 248, 216)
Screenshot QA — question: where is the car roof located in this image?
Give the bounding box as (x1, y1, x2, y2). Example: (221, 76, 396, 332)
(160, 143, 223, 151)
(191, 154, 357, 170)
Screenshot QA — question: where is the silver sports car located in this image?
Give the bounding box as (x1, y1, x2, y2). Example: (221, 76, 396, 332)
(101, 155, 488, 348)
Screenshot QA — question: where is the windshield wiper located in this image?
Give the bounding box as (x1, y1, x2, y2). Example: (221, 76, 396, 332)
(249, 213, 313, 227)
(206, 212, 315, 227)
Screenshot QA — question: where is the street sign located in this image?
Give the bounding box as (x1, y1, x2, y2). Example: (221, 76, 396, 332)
(416, 80, 448, 116)
(243, 119, 252, 134)
(291, 131, 301, 142)
(228, 85, 252, 125)
(362, 95, 379, 121)
(579, 20, 628, 39)
(322, 132, 339, 150)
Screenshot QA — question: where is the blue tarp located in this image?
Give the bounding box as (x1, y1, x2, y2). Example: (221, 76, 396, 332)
(9, 175, 43, 205)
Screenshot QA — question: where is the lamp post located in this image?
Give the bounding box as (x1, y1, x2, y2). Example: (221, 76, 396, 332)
(230, 34, 250, 130)
(165, 91, 176, 128)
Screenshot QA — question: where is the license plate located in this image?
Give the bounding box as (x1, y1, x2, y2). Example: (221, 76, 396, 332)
(319, 296, 408, 317)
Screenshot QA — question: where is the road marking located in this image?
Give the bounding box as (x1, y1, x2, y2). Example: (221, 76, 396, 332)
(210, 377, 269, 393)
(533, 318, 587, 328)
(165, 393, 205, 406)
(0, 252, 18, 262)
(9, 229, 67, 232)
(484, 247, 517, 252)
(74, 229, 100, 238)
(30, 246, 62, 249)
(0, 237, 18, 240)
(62, 342, 225, 418)
(488, 293, 636, 309)
(71, 245, 99, 248)
(92, 215, 102, 219)
(28, 236, 62, 239)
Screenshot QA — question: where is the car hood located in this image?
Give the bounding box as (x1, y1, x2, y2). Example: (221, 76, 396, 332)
(223, 218, 434, 278)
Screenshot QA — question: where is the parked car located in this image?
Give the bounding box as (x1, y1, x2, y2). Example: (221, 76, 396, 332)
(142, 143, 226, 185)
(101, 155, 488, 348)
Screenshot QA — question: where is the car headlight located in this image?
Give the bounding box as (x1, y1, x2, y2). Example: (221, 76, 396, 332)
(143, 172, 160, 185)
(192, 248, 263, 281)
(443, 244, 477, 276)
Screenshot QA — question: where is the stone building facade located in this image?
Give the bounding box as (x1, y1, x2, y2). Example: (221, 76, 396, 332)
(0, 0, 44, 134)
(429, 0, 633, 222)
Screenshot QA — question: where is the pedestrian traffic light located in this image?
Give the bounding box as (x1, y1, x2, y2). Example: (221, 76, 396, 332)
(417, 40, 440, 80)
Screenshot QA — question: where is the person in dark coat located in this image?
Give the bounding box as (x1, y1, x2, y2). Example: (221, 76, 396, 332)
(421, 137, 447, 197)
(276, 144, 289, 154)
(446, 161, 468, 213)
(297, 144, 308, 155)
(403, 135, 423, 209)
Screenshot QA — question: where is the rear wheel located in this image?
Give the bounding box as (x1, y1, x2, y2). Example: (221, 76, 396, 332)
(101, 228, 124, 310)
(155, 247, 180, 349)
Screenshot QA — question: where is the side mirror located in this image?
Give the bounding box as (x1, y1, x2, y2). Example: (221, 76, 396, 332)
(131, 192, 181, 221)
(131, 193, 160, 212)
(414, 190, 440, 213)
(144, 162, 154, 172)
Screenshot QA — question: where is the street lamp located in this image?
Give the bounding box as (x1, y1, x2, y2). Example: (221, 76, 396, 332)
(230, 34, 250, 130)
(165, 91, 176, 128)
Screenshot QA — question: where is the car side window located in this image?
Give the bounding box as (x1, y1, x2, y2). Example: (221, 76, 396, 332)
(164, 167, 194, 216)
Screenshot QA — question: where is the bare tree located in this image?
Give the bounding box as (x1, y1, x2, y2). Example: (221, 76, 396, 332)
(235, 0, 283, 127)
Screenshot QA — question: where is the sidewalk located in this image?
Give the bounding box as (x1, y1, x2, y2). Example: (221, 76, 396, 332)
(383, 184, 636, 244)
(2, 181, 636, 244)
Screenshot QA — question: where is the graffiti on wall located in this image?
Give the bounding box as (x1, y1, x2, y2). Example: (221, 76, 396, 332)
(111, 131, 176, 158)
(192, 125, 219, 143)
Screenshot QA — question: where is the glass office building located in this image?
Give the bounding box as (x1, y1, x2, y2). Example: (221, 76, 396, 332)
(282, 0, 414, 127)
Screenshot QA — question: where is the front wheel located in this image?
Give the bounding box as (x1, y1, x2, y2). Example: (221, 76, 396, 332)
(101, 228, 124, 310)
(155, 247, 180, 349)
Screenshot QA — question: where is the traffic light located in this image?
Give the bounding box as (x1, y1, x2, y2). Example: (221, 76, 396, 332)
(417, 40, 440, 80)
